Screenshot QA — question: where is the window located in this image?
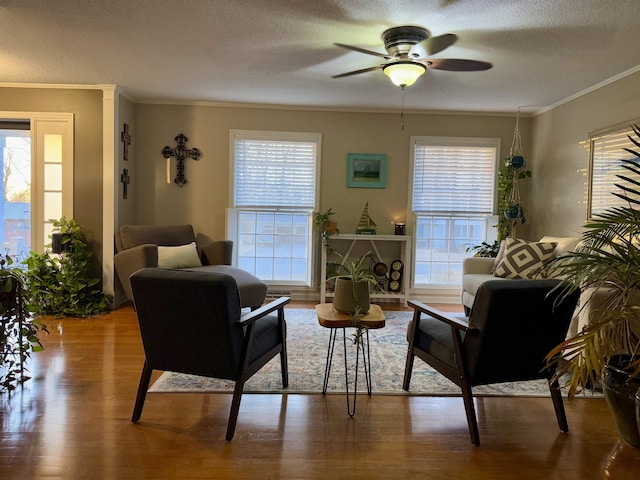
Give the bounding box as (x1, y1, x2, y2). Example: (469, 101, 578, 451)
(0, 122, 31, 257)
(229, 130, 321, 286)
(0, 113, 73, 258)
(588, 120, 640, 217)
(411, 136, 498, 287)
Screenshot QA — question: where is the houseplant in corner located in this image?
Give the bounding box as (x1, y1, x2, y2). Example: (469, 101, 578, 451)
(22, 217, 112, 317)
(542, 124, 640, 448)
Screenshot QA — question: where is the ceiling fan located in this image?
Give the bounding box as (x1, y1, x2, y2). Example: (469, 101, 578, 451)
(332, 25, 492, 87)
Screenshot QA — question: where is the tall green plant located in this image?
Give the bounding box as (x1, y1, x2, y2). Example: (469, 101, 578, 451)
(22, 217, 112, 317)
(0, 253, 47, 390)
(542, 124, 640, 397)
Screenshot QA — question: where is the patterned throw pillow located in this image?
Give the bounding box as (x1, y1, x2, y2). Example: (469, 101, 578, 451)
(493, 238, 557, 279)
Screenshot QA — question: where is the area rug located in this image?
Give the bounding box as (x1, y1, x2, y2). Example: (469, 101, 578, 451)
(148, 309, 600, 397)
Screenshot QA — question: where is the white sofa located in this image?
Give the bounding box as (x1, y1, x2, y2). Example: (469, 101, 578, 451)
(462, 236, 587, 335)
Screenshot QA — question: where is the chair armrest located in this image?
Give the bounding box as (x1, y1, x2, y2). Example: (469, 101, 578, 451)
(463, 256, 496, 275)
(236, 296, 291, 327)
(114, 244, 159, 300)
(408, 299, 469, 332)
(200, 240, 233, 266)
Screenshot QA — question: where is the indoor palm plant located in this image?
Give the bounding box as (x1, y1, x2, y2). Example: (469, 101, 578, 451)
(542, 124, 640, 447)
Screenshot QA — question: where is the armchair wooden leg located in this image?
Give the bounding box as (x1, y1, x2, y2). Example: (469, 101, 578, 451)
(549, 378, 569, 433)
(403, 349, 415, 391)
(280, 350, 289, 389)
(131, 361, 153, 422)
(279, 312, 289, 389)
(460, 382, 480, 446)
(226, 380, 247, 441)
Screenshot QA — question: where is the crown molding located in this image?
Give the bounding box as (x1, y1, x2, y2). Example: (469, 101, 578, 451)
(533, 64, 640, 116)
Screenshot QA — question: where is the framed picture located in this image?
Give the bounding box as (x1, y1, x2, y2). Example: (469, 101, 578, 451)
(346, 153, 387, 188)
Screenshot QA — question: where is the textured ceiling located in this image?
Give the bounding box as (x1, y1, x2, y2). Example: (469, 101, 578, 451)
(1, 0, 640, 113)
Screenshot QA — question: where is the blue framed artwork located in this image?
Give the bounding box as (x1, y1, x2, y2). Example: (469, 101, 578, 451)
(346, 153, 387, 188)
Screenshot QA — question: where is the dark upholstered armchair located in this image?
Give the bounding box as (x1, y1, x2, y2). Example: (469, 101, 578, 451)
(403, 279, 580, 446)
(130, 268, 289, 441)
(114, 224, 267, 309)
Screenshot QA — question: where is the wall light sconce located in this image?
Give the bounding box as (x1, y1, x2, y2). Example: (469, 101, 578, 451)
(51, 233, 70, 254)
(383, 61, 426, 87)
(161, 133, 202, 187)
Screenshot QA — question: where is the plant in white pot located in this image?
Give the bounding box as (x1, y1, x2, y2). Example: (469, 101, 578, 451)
(542, 124, 640, 448)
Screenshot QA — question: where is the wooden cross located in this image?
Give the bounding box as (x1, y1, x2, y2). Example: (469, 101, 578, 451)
(121, 123, 131, 161)
(121, 168, 130, 199)
(161, 133, 202, 186)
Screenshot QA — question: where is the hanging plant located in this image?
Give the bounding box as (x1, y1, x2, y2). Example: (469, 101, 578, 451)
(497, 110, 532, 240)
(503, 203, 524, 220)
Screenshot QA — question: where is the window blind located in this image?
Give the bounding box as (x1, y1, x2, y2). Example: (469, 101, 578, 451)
(412, 143, 496, 214)
(234, 137, 317, 209)
(590, 125, 638, 216)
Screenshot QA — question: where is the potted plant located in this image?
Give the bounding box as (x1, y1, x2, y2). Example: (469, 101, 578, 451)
(314, 208, 339, 247)
(0, 253, 48, 391)
(542, 124, 640, 448)
(497, 159, 531, 240)
(327, 251, 376, 315)
(22, 217, 112, 317)
(466, 240, 500, 258)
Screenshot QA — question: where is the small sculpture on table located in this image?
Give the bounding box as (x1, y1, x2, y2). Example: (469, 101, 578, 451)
(356, 202, 377, 235)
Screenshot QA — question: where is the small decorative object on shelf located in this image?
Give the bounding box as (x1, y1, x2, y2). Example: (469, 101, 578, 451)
(388, 259, 403, 292)
(356, 202, 377, 234)
(371, 257, 388, 292)
(394, 222, 406, 235)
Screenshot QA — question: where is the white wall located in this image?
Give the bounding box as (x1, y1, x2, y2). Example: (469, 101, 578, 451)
(529, 70, 640, 239)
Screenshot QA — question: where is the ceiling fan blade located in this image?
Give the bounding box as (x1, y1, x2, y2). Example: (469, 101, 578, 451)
(425, 58, 493, 71)
(423, 33, 458, 55)
(334, 43, 390, 59)
(332, 65, 383, 79)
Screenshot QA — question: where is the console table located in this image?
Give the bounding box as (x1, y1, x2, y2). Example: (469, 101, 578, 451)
(320, 234, 412, 306)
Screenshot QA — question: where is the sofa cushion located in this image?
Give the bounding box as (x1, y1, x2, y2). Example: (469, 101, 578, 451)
(538, 236, 581, 257)
(188, 265, 268, 309)
(494, 238, 557, 279)
(491, 239, 507, 272)
(120, 224, 196, 250)
(157, 242, 202, 269)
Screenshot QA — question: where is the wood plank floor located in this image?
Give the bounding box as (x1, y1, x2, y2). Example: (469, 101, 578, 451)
(2, 303, 639, 479)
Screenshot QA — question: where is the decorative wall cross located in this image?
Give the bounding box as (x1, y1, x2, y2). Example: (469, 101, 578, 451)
(121, 123, 131, 161)
(161, 133, 202, 186)
(121, 168, 130, 199)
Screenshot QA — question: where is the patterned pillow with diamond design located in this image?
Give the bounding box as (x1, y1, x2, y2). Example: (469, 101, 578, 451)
(493, 238, 557, 279)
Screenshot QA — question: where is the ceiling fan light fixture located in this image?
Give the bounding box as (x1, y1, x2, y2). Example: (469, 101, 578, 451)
(383, 62, 426, 87)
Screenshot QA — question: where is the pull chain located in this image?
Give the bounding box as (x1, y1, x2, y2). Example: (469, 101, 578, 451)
(401, 86, 406, 131)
